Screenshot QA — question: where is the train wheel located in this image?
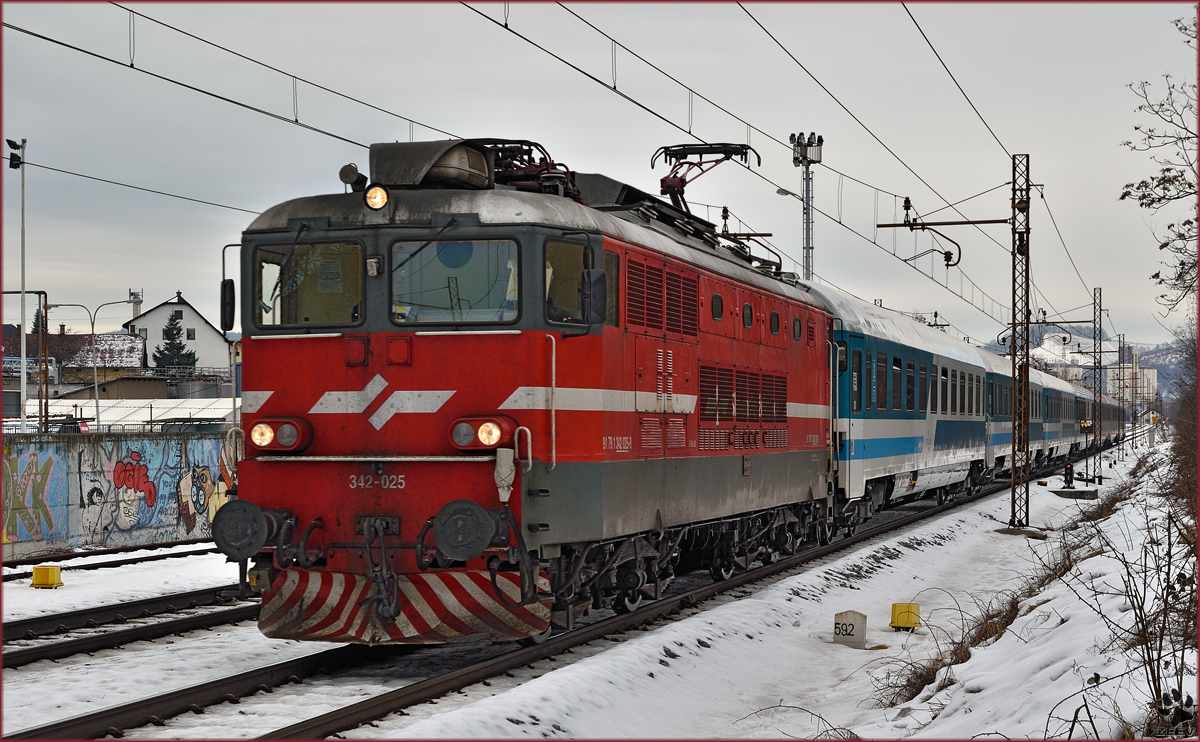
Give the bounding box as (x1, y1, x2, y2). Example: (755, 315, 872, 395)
(816, 520, 833, 546)
(709, 560, 734, 582)
(611, 591, 643, 614)
(935, 488, 947, 506)
(778, 531, 797, 557)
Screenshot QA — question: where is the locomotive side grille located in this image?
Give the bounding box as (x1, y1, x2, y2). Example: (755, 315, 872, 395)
(627, 261, 647, 327)
(644, 264, 665, 330)
(681, 274, 698, 336)
(640, 417, 663, 450)
(699, 365, 718, 422)
(760, 374, 788, 424)
(697, 428, 730, 451)
(764, 429, 789, 448)
(665, 272, 684, 335)
(731, 429, 762, 449)
(735, 370, 761, 423)
(717, 367, 734, 422)
(665, 417, 687, 448)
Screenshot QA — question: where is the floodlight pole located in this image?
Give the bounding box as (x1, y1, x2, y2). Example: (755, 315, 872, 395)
(16, 139, 27, 432)
(48, 298, 135, 429)
(789, 132, 823, 281)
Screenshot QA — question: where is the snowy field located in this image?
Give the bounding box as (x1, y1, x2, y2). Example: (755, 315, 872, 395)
(4, 440, 1190, 738)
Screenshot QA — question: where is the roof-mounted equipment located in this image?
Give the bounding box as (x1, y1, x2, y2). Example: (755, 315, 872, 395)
(650, 143, 760, 214)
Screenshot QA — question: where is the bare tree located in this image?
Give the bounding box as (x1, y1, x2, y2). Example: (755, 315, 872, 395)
(1120, 16, 1198, 313)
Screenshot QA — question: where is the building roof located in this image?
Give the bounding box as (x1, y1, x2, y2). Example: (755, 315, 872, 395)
(24, 396, 238, 424)
(64, 334, 145, 368)
(122, 291, 229, 343)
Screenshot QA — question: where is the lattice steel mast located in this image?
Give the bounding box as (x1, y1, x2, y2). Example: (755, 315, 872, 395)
(1009, 155, 1032, 528)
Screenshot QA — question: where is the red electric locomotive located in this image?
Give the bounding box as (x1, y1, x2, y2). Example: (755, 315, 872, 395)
(213, 139, 836, 645)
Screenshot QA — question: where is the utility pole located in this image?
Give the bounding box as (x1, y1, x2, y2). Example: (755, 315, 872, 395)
(1089, 288, 1102, 484)
(8, 138, 28, 432)
(1009, 155, 1032, 528)
(875, 155, 1024, 526)
(1117, 333, 1125, 461)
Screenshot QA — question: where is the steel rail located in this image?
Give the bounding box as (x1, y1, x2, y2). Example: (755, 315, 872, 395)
(3, 583, 241, 642)
(9, 444, 1118, 739)
(3, 547, 220, 582)
(3, 538, 213, 568)
(6, 646, 377, 740)
(3, 603, 259, 669)
(260, 450, 1118, 740)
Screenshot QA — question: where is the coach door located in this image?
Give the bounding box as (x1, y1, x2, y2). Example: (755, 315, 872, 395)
(842, 334, 866, 500)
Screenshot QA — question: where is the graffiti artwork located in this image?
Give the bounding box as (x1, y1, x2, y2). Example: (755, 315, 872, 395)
(2, 432, 238, 560)
(2, 443, 69, 544)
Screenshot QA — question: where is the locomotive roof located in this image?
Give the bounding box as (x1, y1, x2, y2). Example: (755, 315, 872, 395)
(246, 184, 829, 312)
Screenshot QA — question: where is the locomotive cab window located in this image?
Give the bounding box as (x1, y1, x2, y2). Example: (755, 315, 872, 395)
(543, 239, 588, 324)
(390, 238, 518, 324)
(255, 242, 363, 328)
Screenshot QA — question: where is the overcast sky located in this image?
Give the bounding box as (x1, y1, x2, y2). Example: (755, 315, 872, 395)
(3, 2, 1195, 345)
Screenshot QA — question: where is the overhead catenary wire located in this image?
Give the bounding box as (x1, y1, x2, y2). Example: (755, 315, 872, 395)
(901, 2, 1011, 159)
(110, 3, 458, 140)
(24, 161, 260, 214)
(464, 3, 1008, 327)
(554, 2, 901, 198)
(2, 21, 370, 150)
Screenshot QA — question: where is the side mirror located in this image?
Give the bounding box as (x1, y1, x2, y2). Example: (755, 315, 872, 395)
(580, 269, 607, 326)
(220, 279, 236, 332)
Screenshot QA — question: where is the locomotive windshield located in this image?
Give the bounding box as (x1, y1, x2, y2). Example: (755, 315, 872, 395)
(390, 239, 518, 324)
(255, 242, 363, 327)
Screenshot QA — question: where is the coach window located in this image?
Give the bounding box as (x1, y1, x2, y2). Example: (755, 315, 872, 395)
(876, 352, 887, 410)
(960, 372, 967, 416)
(930, 364, 938, 413)
(906, 360, 916, 412)
(891, 357, 902, 411)
(770, 311, 780, 335)
(256, 242, 363, 327)
(950, 369, 958, 414)
(851, 349, 863, 413)
(919, 362, 928, 412)
(941, 368, 950, 414)
(712, 293, 724, 322)
(865, 354, 873, 410)
(390, 238, 518, 324)
(742, 303, 753, 329)
(988, 380, 994, 416)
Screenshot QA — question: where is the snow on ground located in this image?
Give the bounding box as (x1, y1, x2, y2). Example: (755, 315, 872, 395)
(3, 549, 239, 622)
(5, 439, 1184, 739)
(336, 448, 1171, 738)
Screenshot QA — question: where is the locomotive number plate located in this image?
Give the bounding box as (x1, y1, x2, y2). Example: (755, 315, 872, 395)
(348, 474, 406, 490)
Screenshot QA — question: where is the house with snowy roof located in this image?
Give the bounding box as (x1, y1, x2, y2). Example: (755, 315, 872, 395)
(123, 291, 232, 370)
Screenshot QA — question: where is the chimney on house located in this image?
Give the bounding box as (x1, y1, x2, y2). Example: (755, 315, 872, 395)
(130, 288, 143, 318)
(59, 323, 65, 335)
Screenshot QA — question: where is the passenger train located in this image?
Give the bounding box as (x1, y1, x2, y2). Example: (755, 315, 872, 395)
(212, 137, 1121, 645)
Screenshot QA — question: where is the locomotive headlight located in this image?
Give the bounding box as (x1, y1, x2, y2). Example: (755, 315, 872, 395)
(275, 422, 299, 448)
(477, 421, 502, 446)
(451, 422, 476, 447)
(364, 184, 389, 210)
(250, 423, 275, 447)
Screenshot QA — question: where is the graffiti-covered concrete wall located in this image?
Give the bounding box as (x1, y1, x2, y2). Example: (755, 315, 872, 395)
(3, 432, 236, 560)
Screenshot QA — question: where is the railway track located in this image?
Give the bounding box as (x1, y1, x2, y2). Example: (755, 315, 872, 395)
(3, 601, 258, 669)
(8, 443, 1132, 740)
(3, 547, 220, 583)
(4, 583, 242, 642)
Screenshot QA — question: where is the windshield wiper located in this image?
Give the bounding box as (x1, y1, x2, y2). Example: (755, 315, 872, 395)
(392, 217, 460, 275)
